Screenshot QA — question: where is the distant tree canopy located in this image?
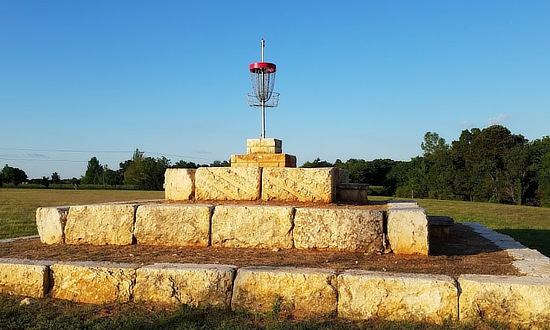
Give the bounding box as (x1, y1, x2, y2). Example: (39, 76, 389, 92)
(6, 125, 550, 206)
(297, 125, 550, 207)
(387, 125, 550, 206)
(77, 149, 230, 191)
(1, 164, 27, 186)
(301, 158, 333, 168)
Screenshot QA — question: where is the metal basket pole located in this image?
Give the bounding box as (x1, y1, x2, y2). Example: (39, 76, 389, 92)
(261, 38, 266, 139)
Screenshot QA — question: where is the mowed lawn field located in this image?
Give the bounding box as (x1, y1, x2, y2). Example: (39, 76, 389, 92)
(0, 188, 164, 239)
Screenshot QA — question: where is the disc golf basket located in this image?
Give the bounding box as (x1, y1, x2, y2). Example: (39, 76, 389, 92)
(247, 38, 279, 139)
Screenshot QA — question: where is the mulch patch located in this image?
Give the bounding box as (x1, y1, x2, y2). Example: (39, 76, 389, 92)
(0, 223, 519, 279)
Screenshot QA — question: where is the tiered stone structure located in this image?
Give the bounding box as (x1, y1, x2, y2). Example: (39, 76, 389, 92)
(231, 138, 296, 168)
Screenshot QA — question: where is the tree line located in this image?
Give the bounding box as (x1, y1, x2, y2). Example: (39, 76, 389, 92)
(301, 125, 550, 207)
(0, 149, 230, 190)
(80, 149, 230, 190)
(3, 125, 550, 207)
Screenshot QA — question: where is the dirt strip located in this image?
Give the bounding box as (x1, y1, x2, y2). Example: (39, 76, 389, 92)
(0, 223, 519, 279)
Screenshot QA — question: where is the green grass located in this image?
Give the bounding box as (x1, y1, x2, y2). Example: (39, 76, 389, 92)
(0, 188, 164, 239)
(371, 196, 550, 257)
(0, 294, 493, 330)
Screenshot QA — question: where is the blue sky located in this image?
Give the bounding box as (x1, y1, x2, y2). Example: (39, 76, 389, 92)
(1, 1, 549, 179)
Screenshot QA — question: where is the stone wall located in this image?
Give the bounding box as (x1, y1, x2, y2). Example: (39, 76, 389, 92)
(38, 203, 404, 253)
(165, 167, 357, 203)
(3, 257, 549, 327)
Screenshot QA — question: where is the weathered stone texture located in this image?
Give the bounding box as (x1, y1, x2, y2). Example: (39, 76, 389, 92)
(338, 271, 458, 324)
(36, 206, 69, 244)
(246, 138, 282, 154)
(164, 168, 195, 201)
(459, 274, 550, 328)
(50, 262, 137, 303)
(337, 183, 369, 203)
(211, 206, 294, 249)
(387, 207, 429, 255)
(65, 204, 137, 245)
(231, 154, 296, 168)
(134, 263, 236, 306)
(231, 267, 338, 317)
(293, 208, 384, 253)
(0, 258, 51, 298)
(261, 168, 338, 202)
(195, 167, 261, 200)
(387, 200, 419, 208)
(134, 204, 212, 247)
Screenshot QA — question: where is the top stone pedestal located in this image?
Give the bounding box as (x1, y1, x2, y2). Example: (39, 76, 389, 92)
(231, 138, 296, 168)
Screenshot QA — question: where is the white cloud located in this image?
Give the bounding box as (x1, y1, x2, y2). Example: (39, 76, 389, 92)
(488, 114, 510, 125)
(459, 120, 474, 127)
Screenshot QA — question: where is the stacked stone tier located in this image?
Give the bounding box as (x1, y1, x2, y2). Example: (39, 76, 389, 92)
(36, 200, 429, 255)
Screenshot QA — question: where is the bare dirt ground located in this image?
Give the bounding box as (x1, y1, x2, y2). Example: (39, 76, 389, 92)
(0, 223, 518, 278)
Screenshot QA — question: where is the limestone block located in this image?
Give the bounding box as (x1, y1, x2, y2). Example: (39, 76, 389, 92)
(65, 204, 137, 245)
(50, 261, 137, 303)
(0, 258, 51, 298)
(459, 274, 550, 328)
(338, 169, 350, 184)
(293, 208, 384, 253)
(231, 154, 296, 168)
(338, 271, 458, 324)
(231, 266, 338, 317)
(36, 206, 69, 244)
(261, 168, 338, 202)
(387, 200, 419, 208)
(247, 138, 282, 148)
(195, 167, 261, 200)
(387, 207, 429, 255)
(134, 263, 236, 307)
(134, 204, 212, 246)
(337, 183, 369, 203)
(247, 146, 281, 154)
(164, 168, 195, 201)
(211, 205, 294, 249)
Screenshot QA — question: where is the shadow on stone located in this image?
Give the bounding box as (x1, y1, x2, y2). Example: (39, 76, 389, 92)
(429, 223, 504, 256)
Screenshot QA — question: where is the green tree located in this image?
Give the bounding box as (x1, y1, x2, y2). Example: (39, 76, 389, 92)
(1, 165, 28, 186)
(41, 176, 50, 188)
(51, 172, 61, 184)
(301, 158, 333, 168)
(135, 157, 170, 190)
(532, 136, 550, 206)
(173, 160, 199, 169)
(421, 132, 448, 156)
(81, 157, 104, 184)
(209, 160, 230, 167)
(70, 177, 80, 189)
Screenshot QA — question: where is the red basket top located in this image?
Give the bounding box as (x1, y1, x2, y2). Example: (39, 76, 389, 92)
(249, 62, 276, 73)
